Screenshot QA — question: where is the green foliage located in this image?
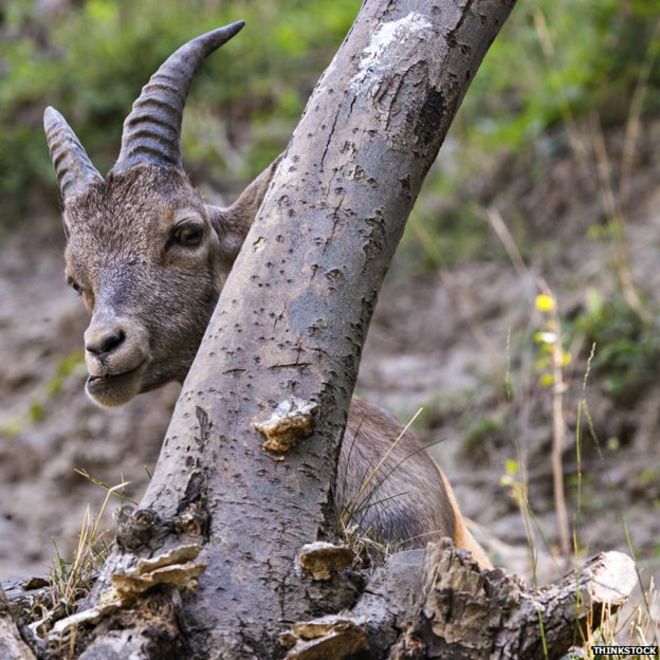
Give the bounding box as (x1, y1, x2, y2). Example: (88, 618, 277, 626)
(577, 294, 660, 402)
(462, 0, 659, 151)
(0, 0, 656, 224)
(0, 0, 357, 218)
(403, 0, 658, 270)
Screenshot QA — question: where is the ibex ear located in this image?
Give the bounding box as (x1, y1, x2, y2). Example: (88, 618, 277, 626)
(207, 153, 282, 259)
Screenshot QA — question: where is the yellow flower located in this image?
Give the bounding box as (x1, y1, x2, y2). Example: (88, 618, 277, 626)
(535, 294, 556, 313)
(504, 458, 519, 475)
(539, 373, 555, 388)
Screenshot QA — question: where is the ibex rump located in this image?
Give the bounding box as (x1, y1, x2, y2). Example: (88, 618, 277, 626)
(44, 21, 491, 569)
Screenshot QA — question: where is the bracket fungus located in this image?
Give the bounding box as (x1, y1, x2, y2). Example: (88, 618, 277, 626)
(254, 398, 319, 452)
(297, 542, 355, 581)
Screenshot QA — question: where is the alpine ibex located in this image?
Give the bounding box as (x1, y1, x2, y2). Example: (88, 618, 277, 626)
(44, 21, 491, 569)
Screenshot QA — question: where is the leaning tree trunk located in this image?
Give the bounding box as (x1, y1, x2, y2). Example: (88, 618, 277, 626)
(5, 1, 638, 658)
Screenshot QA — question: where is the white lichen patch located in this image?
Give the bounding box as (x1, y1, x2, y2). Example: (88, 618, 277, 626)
(297, 541, 355, 581)
(349, 12, 432, 93)
(254, 397, 319, 453)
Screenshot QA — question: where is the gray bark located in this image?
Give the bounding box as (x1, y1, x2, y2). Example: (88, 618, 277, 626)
(391, 541, 637, 659)
(278, 542, 637, 660)
(3, 543, 638, 659)
(0, 585, 36, 660)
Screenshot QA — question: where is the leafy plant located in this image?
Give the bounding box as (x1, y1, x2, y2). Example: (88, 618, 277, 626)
(577, 293, 660, 402)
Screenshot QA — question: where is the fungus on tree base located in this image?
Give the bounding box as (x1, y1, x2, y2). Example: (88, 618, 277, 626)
(279, 614, 368, 659)
(297, 541, 355, 581)
(110, 543, 207, 600)
(47, 544, 206, 637)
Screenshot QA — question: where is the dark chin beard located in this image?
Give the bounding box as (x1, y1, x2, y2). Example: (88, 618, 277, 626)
(139, 363, 191, 392)
(139, 374, 174, 393)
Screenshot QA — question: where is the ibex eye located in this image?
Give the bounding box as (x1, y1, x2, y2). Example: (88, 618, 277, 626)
(171, 223, 203, 248)
(66, 276, 82, 294)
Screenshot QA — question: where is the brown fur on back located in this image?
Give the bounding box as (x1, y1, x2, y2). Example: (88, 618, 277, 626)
(338, 399, 455, 549)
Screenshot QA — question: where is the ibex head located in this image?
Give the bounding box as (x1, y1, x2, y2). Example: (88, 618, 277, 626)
(44, 22, 277, 406)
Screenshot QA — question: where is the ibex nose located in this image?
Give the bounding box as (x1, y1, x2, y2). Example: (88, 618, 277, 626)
(85, 325, 126, 357)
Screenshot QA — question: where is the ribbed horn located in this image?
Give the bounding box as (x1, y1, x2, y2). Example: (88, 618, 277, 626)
(112, 20, 245, 174)
(43, 106, 103, 201)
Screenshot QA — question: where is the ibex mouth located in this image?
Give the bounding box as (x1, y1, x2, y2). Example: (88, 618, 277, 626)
(86, 361, 148, 407)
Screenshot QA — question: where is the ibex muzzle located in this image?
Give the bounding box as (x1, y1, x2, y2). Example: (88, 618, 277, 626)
(44, 22, 492, 568)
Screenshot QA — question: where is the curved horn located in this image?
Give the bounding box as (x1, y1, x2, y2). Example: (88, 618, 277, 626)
(112, 20, 245, 174)
(43, 106, 103, 201)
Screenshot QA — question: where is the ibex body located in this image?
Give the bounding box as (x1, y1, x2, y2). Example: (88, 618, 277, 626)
(44, 22, 491, 569)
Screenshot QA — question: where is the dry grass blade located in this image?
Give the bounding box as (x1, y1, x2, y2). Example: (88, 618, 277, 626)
(483, 205, 571, 564)
(483, 206, 528, 281)
(532, 8, 590, 170)
(591, 120, 650, 324)
(50, 479, 131, 607)
(538, 280, 570, 564)
(75, 468, 137, 504)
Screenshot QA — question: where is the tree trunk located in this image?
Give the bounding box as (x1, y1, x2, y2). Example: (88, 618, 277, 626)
(6, 1, 639, 658)
(0, 585, 36, 660)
